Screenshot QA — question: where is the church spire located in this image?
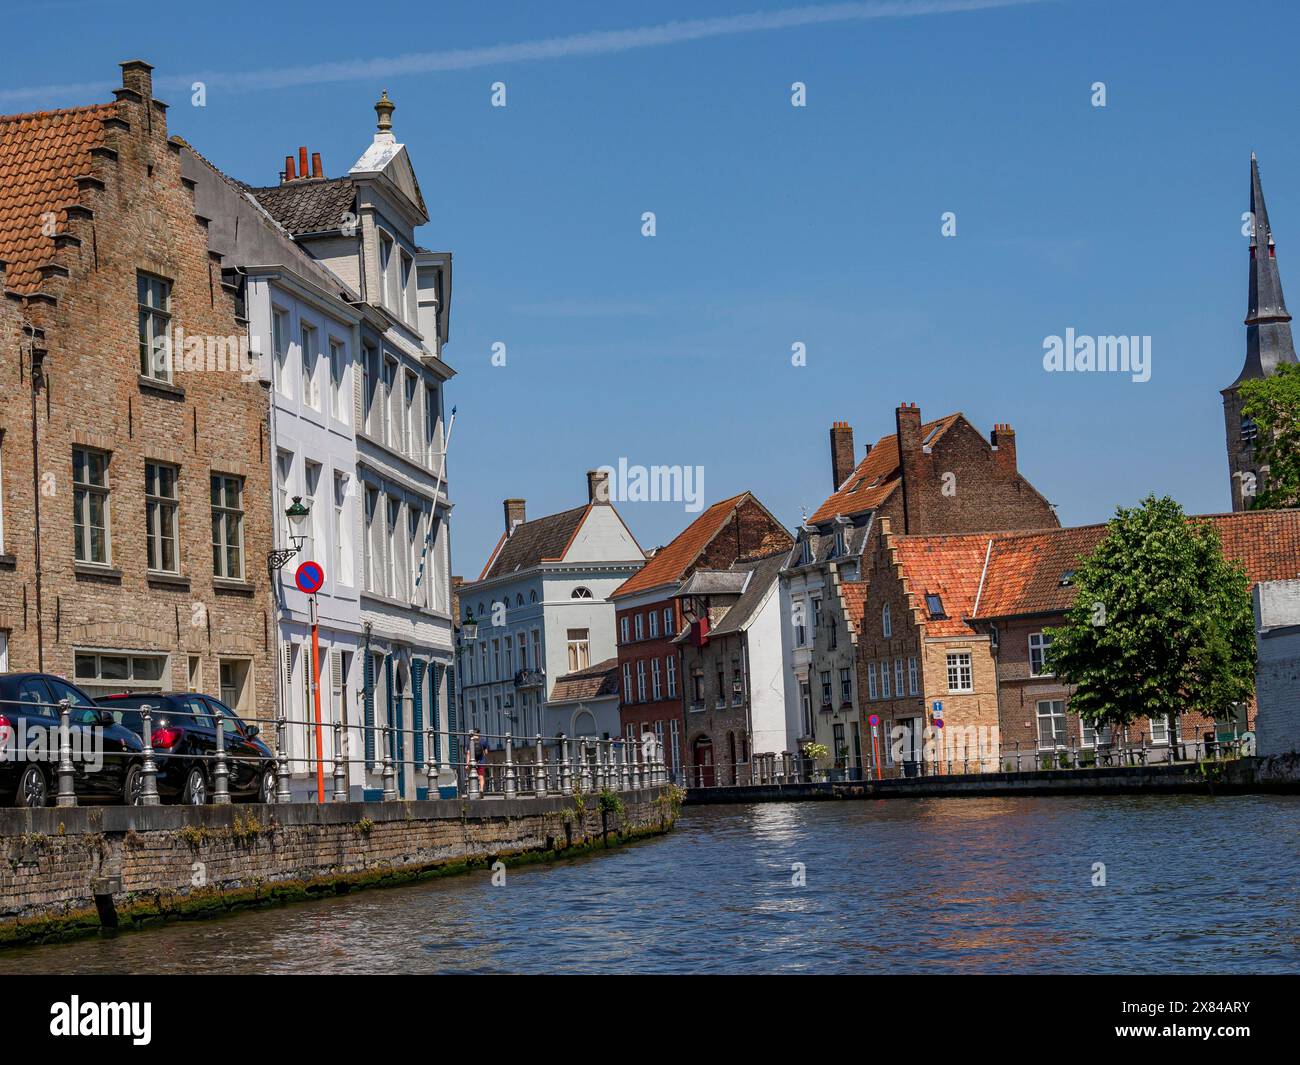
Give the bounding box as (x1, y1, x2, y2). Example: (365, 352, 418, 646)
(1233, 153, 1297, 385)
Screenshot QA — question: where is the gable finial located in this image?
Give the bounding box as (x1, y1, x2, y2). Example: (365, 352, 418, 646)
(375, 89, 395, 134)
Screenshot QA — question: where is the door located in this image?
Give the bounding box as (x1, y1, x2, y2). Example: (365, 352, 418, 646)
(851, 721, 862, 780)
(898, 716, 923, 777)
(693, 736, 714, 788)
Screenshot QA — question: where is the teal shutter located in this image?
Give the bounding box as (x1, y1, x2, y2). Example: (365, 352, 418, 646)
(411, 659, 425, 765)
(384, 654, 396, 767)
(430, 662, 443, 763)
(363, 651, 376, 768)
(446, 657, 458, 764)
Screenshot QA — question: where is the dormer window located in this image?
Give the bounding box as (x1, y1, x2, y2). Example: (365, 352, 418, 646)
(799, 538, 812, 566)
(1058, 570, 1075, 588)
(925, 593, 946, 619)
(833, 524, 847, 557)
(882, 603, 892, 637)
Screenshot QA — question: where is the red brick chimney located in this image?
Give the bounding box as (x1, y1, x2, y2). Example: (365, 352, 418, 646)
(829, 422, 855, 491)
(119, 60, 153, 99)
(311, 152, 323, 179)
(895, 402, 926, 533)
(991, 423, 1017, 473)
(283, 155, 296, 183)
(298, 147, 309, 180)
(504, 499, 526, 534)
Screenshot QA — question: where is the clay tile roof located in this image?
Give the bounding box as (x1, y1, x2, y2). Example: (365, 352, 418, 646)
(247, 177, 357, 236)
(0, 103, 115, 293)
(613, 493, 749, 598)
(549, 658, 621, 704)
(893, 531, 1018, 637)
(970, 509, 1300, 621)
(839, 580, 869, 636)
(478, 504, 590, 581)
(808, 414, 960, 524)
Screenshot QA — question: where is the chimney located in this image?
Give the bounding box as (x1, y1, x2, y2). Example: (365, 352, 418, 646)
(829, 422, 855, 491)
(298, 147, 309, 180)
(895, 402, 926, 534)
(587, 469, 610, 504)
(990, 423, 1017, 473)
(120, 60, 153, 99)
(504, 499, 526, 534)
(283, 155, 296, 183)
(311, 152, 323, 179)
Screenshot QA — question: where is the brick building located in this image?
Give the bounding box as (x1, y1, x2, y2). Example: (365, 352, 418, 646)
(610, 491, 790, 781)
(0, 62, 274, 714)
(1223, 155, 1298, 511)
(784, 404, 1058, 776)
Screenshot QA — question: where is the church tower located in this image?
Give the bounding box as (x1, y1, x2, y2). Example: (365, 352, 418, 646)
(1223, 154, 1298, 510)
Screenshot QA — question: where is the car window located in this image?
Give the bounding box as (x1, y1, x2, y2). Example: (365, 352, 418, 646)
(45, 678, 102, 724)
(205, 698, 243, 734)
(174, 695, 213, 728)
(14, 678, 53, 715)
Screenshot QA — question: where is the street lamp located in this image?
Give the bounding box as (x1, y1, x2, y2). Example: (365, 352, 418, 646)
(267, 496, 312, 574)
(461, 610, 479, 642)
(680, 594, 701, 626)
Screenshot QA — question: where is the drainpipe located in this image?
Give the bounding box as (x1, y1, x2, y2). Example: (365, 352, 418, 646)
(27, 328, 45, 671)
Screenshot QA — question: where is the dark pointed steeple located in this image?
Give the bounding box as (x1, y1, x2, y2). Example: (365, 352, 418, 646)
(1232, 153, 1298, 386)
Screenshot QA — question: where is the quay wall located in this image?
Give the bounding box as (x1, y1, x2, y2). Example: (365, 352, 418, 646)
(0, 787, 680, 946)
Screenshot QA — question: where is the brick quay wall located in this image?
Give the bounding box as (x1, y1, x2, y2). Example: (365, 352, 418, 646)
(0, 787, 681, 946)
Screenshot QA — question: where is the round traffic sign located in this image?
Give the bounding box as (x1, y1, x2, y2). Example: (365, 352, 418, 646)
(295, 560, 324, 594)
(868, 713, 880, 726)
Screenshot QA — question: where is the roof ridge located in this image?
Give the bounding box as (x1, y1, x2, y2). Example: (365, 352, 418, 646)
(0, 102, 116, 124)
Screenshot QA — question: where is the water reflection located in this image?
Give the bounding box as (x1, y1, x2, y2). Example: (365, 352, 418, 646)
(1, 795, 1297, 974)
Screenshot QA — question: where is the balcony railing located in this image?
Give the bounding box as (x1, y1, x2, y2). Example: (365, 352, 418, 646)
(514, 669, 546, 688)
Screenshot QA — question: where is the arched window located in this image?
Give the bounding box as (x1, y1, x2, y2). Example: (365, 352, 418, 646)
(572, 587, 593, 599)
(1241, 414, 1258, 446)
(882, 603, 892, 638)
(529, 590, 537, 603)
(516, 594, 524, 607)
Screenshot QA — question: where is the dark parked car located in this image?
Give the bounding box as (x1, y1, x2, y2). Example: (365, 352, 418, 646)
(95, 692, 275, 804)
(0, 672, 146, 807)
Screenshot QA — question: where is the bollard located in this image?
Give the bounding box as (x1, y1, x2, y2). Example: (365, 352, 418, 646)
(212, 709, 231, 805)
(275, 711, 293, 804)
(595, 741, 607, 791)
(534, 734, 548, 798)
(381, 726, 398, 801)
(55, 698, 77, 808)
(139, 704, 161, 806)
(425, 726, 437, 800)
(558, 734, 573, 795)
(334, 721, 350, 802)
(618, 739, 629, 791)
(466, 733, 481, 800)
(503, 732, 518, 798)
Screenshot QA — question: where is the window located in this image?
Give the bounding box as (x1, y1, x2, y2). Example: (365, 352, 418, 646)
(517, 632, 528, 670)
(424, 384, 439, 468)
(301, 323, 320, 409)
(908, 656, 918, 695)
(882, 603, 892, 637)
(362, 344, 380, 435)
(572, 587, 593, 599)
(1081, 718, 1111, 749)
(1036, 699, 1067, 750)
(663, 607, 674, 636)
(333, 473, 353, 586)
(275, 450, 293, 547)
(407, 506, 422, 604)
(532, 629, 542, 675)
(303, 460, 323, 563)
(666, 655, 677, 698)
(403, 371, 417, 456)
(491, 639, 501, 681)
(925, 593, 946, 619)
(144, 461, 179, 573)
(946, 652, 973, 693)
(211, 474, 245, 579)
(1028, 632, 1053, 677)
(1150, 715, 1170, 745)
(623, 663, 633, 702)
(634, 614, 644, 640)
(794, 601, 806, 647)
(840, 667, 852, 704)
(800, 680, 812, 736)
(799, 539, 811, 566)
(834, 525, 846, 557)
(620, 616, 630, 644)
(732, 669, 743, 705)
(72, 447, 110, 564)
(363, 486, 381, 593)
(894, 658, 905, 696)
(566, 629, 589, 672)
(636, 660, 647, 702)
(670, 718, 681, 774)
(399, 249, 413, 319)
(137, 273, 172, 381)
(329, 339, 347, 422)
(1058, 570, 1075, 588)
(820, 671, 832, 706)
(382, 357, 398, 447)
(829, 615, 838, 650)
(379, 231, 395, 309)
(649, 611, 659, 639)
(691, 673, 705, 705)
(387, 496, 404, 599)
(652, 658, 662, 700)
(74, 651, 166, 697)
(716, 670, 725, 707)
(867, 662, 878, 700)
(219, 659, 251, 714)
(880, 659, 891, 698)
(1241, 414, 1258, 446)
(272, 308, 290, 397)
(811, 598, 822, 630)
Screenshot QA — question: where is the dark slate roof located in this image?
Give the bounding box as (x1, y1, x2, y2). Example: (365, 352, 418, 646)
(1232, 154, 1297, 386)
(478, 505, 590, 581)
(696, 552, 787, 638)
(549, 658, 621, 704)
(246, 178, 357, 236)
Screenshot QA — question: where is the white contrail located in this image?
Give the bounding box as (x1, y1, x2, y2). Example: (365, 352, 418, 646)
(0, 0, 1043, 105)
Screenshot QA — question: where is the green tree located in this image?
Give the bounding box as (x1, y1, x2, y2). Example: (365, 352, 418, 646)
(1239, 361, 1300, 509)
(1045, 496, 1255, 744)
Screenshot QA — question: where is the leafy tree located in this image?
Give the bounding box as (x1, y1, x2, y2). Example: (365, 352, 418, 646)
(1239, 361, 1300, 509)
(1045, 496, 1255, 743)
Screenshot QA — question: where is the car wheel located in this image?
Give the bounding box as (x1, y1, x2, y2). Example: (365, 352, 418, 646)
(123, 763, 145, 806)
(259, 768, 276, 804)
(16, 765, 48, 808)
(183, 766, 208, 805)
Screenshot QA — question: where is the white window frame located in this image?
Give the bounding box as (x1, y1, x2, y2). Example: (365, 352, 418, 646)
(1028, 632, 1054, 677)
(946, 652, 974, 694)
(882, 603, 892, 638)
(867, 662, 878, 700)
(1036, 699, 1067, 751)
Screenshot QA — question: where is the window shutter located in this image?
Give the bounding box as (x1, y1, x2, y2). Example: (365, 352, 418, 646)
(429, 662, 443, 763)
(445, 659, 458, 764)
(411, 659, 425, 766)
(383, 654, 395, 769)
(363, 651, 376, 768)
(330, 649, 343, 724)
(280, 644, 293, 757)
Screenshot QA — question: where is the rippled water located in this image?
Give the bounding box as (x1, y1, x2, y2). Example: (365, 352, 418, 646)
(3, 796, 1298, 974)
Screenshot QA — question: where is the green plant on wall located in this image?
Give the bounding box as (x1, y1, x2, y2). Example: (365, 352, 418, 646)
(597, 790, 625, 818)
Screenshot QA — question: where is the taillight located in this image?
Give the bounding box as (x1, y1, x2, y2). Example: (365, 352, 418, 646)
(0, 715, 12, 757)
(152, 725, 184, 749)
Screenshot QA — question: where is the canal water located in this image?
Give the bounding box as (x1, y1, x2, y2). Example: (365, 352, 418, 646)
(3, 796, 1297, 974)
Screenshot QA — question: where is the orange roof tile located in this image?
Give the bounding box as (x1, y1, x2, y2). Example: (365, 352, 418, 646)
(0, 104, 115, 293)
(838, 579, 870, 639)
(611, 492, 749, 598)
(892, 531, 1018, 636)
(808, 414, 960, 524)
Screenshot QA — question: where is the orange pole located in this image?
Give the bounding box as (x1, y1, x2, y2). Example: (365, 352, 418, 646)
(311, 597, 325, 803)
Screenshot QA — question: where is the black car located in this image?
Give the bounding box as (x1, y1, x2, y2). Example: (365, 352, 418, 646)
(0, 672, 146, 807)
(95, 692, 276, 804)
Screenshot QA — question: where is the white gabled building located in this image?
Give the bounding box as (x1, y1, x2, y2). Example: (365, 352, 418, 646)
(457, 471, 644, 748)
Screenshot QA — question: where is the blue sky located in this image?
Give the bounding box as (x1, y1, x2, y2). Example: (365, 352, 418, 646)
(4, 0, 1295, 577)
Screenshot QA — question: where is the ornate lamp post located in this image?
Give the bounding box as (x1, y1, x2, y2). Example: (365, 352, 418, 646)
(267, 496, 311, 575)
